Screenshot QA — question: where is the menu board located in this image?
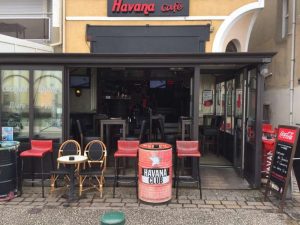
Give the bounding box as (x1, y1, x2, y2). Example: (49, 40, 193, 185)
(265, 125, 299, 211)
(293, 139, 300, 190)
(269, 142, 292, 193)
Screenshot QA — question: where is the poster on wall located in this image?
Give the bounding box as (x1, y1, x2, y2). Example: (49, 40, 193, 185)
(236, 89, 242, 116)
(202, 90, 213, 107)
(2, 127, 13, 141)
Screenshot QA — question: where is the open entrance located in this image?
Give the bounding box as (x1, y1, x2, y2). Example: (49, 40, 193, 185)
(69, 67, 192, 167)
(68, 66, 249, 188)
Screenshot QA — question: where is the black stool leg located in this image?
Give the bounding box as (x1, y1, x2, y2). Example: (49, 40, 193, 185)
(176, 157, 180, 199)
(203, 136, 206, 155)
(51, 152, 55, 170)
(116, 158, 120, 188)
(216, 133, 220, 157)
(135, 157, 138, 199)
(41, 158, 45, 198)
(113, 157, 118, 198)
(197, 157, 202, 199)
(20, 158, 24, 196)
(31, 158, 35, 187)
(173, 153, 177, 188)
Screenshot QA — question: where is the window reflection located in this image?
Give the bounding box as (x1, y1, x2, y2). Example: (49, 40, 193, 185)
(33, 70, 63, 141)
(0, 19, 49, 39)
(1, 70, 30, 141)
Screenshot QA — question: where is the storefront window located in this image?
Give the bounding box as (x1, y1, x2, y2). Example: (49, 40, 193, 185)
(1, 70, 30, 141)
(33, 70, 63, 141)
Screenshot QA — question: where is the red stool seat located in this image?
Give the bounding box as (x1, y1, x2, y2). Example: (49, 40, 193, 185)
(177, 141, 201, 157)
(114, 152, 137, 158)
(177, 151, 201, 158)
(20, 149, 50, 158)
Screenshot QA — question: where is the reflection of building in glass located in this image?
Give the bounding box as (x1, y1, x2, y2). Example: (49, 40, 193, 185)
(33, 71, 63, 140)
(1, 71, 30, 139)
(0, 22, 26, 39)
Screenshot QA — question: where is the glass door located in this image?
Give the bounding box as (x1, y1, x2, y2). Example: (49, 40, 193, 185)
(233, 73, 244, 175)
(244, 69, 258, 184)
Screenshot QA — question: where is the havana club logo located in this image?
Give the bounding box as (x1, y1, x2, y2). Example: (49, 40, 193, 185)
(142, 168, 170, 184)
(108, 0, 189, 17)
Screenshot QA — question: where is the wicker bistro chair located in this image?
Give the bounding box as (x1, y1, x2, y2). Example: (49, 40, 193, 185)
(79, 140, 107, 197)
(50, 140, 81, 194)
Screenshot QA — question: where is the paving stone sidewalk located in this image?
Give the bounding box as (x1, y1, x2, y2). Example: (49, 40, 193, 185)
(1, 186, 300, 224)
(2, 170, 300, 224)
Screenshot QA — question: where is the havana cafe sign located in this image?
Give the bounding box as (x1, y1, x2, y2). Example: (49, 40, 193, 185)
(107, 0, 189, 17)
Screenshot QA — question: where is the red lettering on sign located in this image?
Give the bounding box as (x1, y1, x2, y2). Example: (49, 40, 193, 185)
(277, 128, 297, 144)
(112, 0, 155, 15)
(161, 2, 183, 13)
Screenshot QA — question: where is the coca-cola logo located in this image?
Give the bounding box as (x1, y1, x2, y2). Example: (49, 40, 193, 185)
(278, 128, 296, 144)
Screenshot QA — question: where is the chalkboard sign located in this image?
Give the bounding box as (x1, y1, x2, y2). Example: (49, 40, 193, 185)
(264, 125, 299, 211)
(293, 136, 300, 193)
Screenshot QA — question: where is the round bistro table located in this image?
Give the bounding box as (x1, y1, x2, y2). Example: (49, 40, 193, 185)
(57, 155, 87, 202)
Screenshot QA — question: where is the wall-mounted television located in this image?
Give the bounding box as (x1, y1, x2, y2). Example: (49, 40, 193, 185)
(70, 75, 90, 88)
(150, 80, 166, 89)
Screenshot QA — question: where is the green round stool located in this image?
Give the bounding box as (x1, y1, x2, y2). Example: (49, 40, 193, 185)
(100, 211, 125, 225)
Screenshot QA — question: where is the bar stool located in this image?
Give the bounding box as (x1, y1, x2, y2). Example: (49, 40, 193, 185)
(113, 140, 139, 198)
(175, 140, 202, 199)
(20, 140, 53, 198)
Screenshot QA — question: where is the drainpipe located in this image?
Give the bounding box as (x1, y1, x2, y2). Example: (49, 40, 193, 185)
(287, 0, 297, 199)
(50, 0, 63, 48)
(289, 0, 296, 125)
(62, 0, 66, 52)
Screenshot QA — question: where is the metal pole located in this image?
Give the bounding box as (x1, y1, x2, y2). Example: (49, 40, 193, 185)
(289, 0, 296, 125)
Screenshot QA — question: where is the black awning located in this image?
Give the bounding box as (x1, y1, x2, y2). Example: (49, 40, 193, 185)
(0, 52, 276, 71)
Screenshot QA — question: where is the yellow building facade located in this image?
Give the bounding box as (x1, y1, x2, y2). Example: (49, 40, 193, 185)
(64, 0, 265, 53)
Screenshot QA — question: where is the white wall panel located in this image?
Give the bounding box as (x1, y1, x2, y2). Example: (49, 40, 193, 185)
(264, 88, 290, 127)
(0, 0, 48, 15)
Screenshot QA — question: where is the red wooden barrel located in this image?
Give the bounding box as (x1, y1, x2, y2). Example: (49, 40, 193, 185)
(138, 142, 172, 203)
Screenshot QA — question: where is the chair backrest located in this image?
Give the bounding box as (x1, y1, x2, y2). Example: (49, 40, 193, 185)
(31, 140, 53, 152)
(176, 140, 200, 153)
(117, 140, 139, 154)
(76, 120, 84, 147)
(138, 120, 147, 143)
(158, 116, 165, 141)
(58, 140, 81, 157)
(84, 140, 107, 170)
(213, 116, 223, 129)
(84, 140, 106, 160)
(76, 120, 83, 135)
(203, 115, 212, 127)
